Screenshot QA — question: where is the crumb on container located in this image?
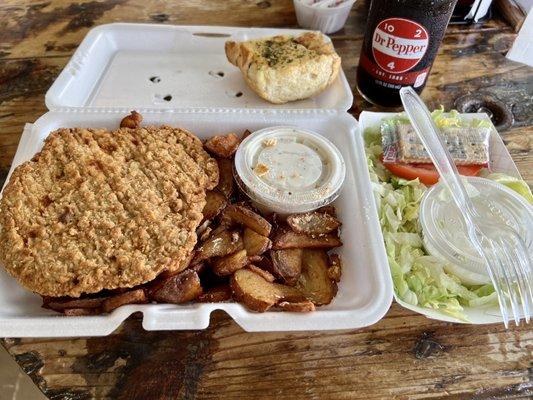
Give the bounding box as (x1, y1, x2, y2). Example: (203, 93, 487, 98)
(254, 163, 270, 176)
(263, 138, 277, 147)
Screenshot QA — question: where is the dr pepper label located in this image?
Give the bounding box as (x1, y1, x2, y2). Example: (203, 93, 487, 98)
(362, 18, 430, 87)
(356, 0, 458, 107)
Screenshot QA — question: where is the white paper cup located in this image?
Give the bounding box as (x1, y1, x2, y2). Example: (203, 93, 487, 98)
(293, 0, 356, 34)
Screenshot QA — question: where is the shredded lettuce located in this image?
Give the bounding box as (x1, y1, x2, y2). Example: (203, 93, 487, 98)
(364, 112, 505, 321)
(382, 107, 493, 130)
(482, 173, 533, 204)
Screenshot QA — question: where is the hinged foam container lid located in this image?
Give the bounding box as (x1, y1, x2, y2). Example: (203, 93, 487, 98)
(45, 23, 353, 112)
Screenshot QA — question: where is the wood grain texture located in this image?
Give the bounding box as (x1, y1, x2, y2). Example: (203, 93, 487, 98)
(0, 1, 532, 399)
(3, 307, 533, 400)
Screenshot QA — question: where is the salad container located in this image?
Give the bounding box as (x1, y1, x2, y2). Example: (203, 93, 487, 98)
(0, 24, 393, 337)
(359, 111, 529, 324)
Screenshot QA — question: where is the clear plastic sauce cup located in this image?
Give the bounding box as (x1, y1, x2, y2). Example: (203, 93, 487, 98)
(419, 176, 533, 277)
(234, 126, 346, 215)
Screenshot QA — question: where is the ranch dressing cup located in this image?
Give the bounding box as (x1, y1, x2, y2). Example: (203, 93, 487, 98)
(234, 126, 346, 214)
(419, 176, 533, 284)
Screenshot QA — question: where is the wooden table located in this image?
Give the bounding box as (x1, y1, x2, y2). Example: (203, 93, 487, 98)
(1, 1, 532, 399)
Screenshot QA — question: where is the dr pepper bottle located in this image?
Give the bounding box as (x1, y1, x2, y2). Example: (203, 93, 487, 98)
(356, 0, 458, 107)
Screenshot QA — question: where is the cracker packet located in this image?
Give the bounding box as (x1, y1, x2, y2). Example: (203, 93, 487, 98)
(381, 121, 491, 166)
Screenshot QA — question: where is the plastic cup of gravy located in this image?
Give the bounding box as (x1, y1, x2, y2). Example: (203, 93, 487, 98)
(234, 126, 346, 214)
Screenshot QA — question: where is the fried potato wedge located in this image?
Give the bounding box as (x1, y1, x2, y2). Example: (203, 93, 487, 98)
(120, 110, 143, 129)
(197, 221, 213, 243)
(277, 300, 315, 312)
(297, 249, 337, 305)
(215, 158, 234, 198)
(247, 255, 264, 263)
(268, 213, 285, 230)
(205, 133, 240, 158)
(272, 229, 342, 250)
(202, 190, 227, 221)
(192, 230, 243, 264)
(222, 205, 272, 236)
(317, 205, 337, 217)
(243, 227, 272, 256)
(102, 289, 148, 313)
(270, 248, 303, 286)
(246, 264, 275, 282)
(205, 224, 229, 240)
(149, 269, 203, 304)
(42, 295, 108, 311)
(189, 262, 207, 275)
(327, 254, 342, 282)
(254, 256, 275, 273)
(199, 227, 213, 242)
(197, 285, 232, 303)
(287, 211, 341, 236)
(212, 249, 249, 276)
(231, 269, 306, 312)
(241, 129, 252, 140)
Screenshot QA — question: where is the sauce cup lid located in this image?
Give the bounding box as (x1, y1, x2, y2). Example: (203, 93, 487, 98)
(234, 126, 345, 214)
(419, 176, 533, 276)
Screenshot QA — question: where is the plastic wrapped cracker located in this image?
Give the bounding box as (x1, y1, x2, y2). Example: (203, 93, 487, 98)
(382, 123, 490, 165)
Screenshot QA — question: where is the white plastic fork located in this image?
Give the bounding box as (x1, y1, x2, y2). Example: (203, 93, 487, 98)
(399, 86, 533, 327)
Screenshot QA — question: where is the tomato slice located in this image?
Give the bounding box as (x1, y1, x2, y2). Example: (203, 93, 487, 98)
(382, 161, 483, 185)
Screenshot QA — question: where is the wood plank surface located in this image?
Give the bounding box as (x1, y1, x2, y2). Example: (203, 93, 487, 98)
(1, 1, 532, 399)
(3, 306, 533, 400)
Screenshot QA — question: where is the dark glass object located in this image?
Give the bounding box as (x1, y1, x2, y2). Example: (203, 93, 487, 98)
(356, 0, 458, 107)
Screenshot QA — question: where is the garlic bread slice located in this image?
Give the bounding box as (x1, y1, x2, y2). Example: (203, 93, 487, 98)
(225, 32, 341, 104)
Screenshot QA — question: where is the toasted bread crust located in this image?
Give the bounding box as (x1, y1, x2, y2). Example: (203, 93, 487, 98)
(225, 32, 341, 104)
(0, 126, 218, 297)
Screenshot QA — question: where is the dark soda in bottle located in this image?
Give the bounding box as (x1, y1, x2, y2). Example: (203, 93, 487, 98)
(356, 0, 458, 107)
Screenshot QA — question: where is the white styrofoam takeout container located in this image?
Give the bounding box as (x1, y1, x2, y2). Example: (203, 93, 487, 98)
(0, 23, 393, 337)
(359, 111, 524, 325)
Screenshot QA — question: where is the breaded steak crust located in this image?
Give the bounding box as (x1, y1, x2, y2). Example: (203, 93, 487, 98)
(0, 126, 219, 297)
